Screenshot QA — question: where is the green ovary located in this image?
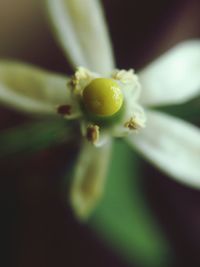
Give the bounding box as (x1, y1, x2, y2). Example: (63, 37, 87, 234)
(82, 78, 123, 117)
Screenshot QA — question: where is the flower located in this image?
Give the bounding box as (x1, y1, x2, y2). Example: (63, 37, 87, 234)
(0, 0, 199, 220)
(62, 67, 146, 147)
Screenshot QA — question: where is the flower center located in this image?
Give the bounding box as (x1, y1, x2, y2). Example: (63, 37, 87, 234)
(82, 78, 123, 117)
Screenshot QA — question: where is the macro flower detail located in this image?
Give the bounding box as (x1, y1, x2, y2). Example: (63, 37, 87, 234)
(58, 67, 146, 146)
(82, 78, 123, 117)
(0, 0, 200, 222)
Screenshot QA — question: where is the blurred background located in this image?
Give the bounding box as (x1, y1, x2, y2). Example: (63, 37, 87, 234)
(0, 0, 200, 266)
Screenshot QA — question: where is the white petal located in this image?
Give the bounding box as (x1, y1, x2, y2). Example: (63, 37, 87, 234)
(111, 76, 146, 137)
(111, 104, 146, 137)
(46, 0, 115, 74)
(0, 61, 79, 117)
(70, 139, 112, 220)
(139, 40, 200, 106)
(126, 110, 200, 189)
(94, 130, 110, 147)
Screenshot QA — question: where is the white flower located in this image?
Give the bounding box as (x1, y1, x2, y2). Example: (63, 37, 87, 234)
(62, 67, 145, 147)
(0, 0, 199, 220)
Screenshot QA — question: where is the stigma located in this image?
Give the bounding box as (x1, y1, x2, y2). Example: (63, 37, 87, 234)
(82, 78, 123, 117)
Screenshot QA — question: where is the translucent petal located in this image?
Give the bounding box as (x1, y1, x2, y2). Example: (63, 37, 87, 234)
(46, 0, 115, 74)
(90, 141, 171, 267)
(111, 79, 146, 137)
(126, 110, 200, 189)
(0, 61, 76, 116)
(139, 40, 200, 106)
(111, 104, 146, 138)
(70, 139, 112, 220)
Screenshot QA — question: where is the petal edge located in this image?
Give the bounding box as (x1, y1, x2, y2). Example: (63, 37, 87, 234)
(46, 0, 115, 74)
(126, 110, 200, 189)
(0, 61, 70, 115)
(139, 40, 200, 106)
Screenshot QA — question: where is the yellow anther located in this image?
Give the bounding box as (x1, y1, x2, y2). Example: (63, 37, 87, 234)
(124, 117, 140, 130)
(82, 78, 123, 117)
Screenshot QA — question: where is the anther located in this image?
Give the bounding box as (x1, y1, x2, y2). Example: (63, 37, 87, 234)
(57, 105, 72, 116)
(86, 124, 100, 144)
(124, 117, 140, 130)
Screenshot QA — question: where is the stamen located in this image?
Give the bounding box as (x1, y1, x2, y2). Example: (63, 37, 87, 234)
(112, 69, 136, 84)
(69, 76, 79, 89)
(57, 105, 72, 116)
(68, 67, 92, 92)
(86, 124, 100, 144)
(124, 117, 141, 130)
